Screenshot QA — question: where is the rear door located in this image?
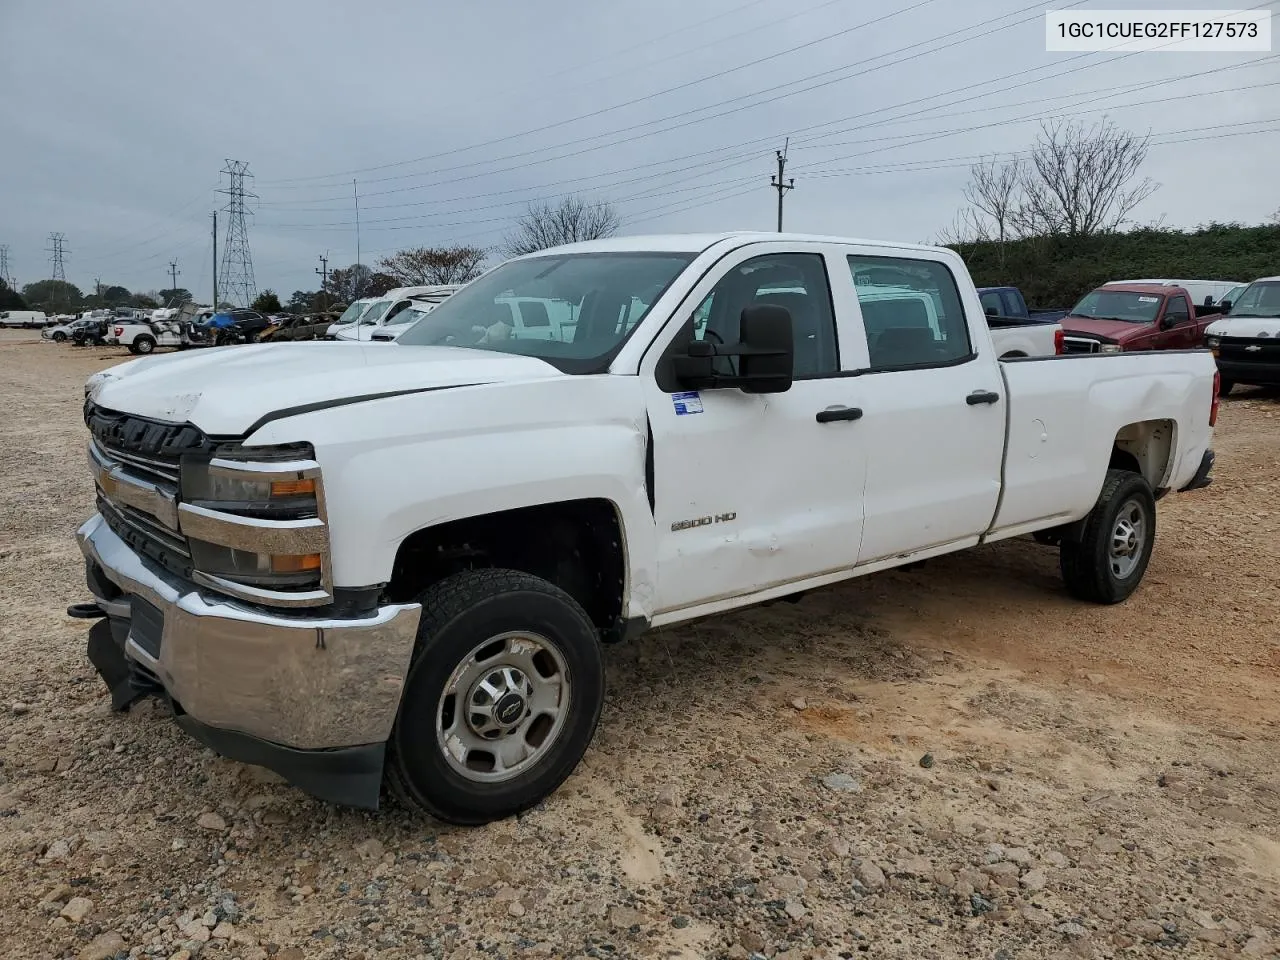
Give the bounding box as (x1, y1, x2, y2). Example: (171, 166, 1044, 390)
(841, 250, 1006, 564)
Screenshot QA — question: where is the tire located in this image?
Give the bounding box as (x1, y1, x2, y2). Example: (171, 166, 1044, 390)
(1218, 378, 1235, 397)
(386, 568, 605, 825)
(1059, 469, 1156, 604)
(131, 336, 155, 355)
(52, 331, 66, 342)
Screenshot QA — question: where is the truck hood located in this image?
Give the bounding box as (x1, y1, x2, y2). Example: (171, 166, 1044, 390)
(86, 342, 564, 436)
(1206, 316, 1280, 338)
(1060, 316, 1146, 342)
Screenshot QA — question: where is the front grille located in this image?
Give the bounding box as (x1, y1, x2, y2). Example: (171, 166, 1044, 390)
(84, 402, 212, 478)
(98, 495, 192, 581)
(1063, 336, 1100, 354)
(1218, 336, 1280, 365)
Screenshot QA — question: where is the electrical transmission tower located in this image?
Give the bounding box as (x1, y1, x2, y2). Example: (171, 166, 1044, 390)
(0, 244, 12, 288)
(47, 233, 68, 281)
(216, 160, 257, 307)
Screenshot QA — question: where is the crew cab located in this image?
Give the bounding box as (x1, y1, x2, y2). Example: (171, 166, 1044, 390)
(975, 285, 1066, 358)
(72, 232, 1218, 825)
(1205, 276, 1280, 394)
(1061, 282, 1226, 354)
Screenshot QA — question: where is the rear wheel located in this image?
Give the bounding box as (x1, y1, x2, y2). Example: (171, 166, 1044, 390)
(130, 335, 155, 355)
(1218, 378, 1235, 397)
(1060, 469, 1156, 604)
(386, 568, 604, 825)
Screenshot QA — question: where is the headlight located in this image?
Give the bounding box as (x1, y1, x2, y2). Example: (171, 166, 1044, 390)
(1099, 343, 1123, 354)
(178, 442, 331, 606)
(1206, 337, 1220, 348)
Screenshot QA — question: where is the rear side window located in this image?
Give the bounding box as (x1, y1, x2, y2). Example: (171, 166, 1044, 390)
(848, 255, 972, 370)
(979, 291, 1003, 316)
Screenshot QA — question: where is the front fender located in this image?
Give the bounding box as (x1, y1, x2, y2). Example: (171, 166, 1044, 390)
(247, 377, 658, 619)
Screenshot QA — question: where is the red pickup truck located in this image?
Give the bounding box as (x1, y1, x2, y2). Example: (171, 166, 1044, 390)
(1060, 283, 1225, 354)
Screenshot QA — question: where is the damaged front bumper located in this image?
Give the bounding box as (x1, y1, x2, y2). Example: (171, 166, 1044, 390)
(75, 514, 421, 809)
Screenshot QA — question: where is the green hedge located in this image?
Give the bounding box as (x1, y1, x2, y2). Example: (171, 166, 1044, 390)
(949, 223, 1280, 309)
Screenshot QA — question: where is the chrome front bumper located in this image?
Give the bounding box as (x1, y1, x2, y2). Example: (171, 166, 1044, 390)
(76, 513, 421, 751)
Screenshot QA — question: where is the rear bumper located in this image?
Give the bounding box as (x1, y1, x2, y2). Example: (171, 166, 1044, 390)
(1216, 358, 1280, 385)
(1178, 449, 1215, 493)
(75, 513, 421, 808)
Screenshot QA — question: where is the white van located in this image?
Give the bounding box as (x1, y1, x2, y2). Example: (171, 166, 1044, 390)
(0, 310, 49, 329)
(1105, 279, 1244, 307)
(334, 286, 462, 342)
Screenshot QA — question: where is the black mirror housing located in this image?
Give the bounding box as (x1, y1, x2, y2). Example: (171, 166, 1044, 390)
(672, 304, 794, 394)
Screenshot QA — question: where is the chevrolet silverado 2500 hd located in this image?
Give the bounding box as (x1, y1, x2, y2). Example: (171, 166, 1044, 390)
(73, 232, 1218, 824)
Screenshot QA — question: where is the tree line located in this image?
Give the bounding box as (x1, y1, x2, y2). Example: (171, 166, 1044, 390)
(939, 118, 1280, 306)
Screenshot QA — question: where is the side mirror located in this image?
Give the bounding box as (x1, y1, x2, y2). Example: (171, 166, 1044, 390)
(672, 304, 794, 394)
(1221, 299, 1232, 311)
(1160, 315, 1177, 330)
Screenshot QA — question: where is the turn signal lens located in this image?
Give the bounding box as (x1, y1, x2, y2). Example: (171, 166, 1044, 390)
(271, 478, 316, 497)
(271, 553, 323, 573)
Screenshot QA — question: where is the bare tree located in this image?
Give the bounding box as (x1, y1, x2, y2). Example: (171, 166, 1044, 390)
(378, 245, 488, 285)
(502, 196, 620, 258)
(1016, 118, 1158, 238)
(964, 157, 1023, 263)
(935, 207, 990, 257)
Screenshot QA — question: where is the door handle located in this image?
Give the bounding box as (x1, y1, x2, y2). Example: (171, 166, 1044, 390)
(966, 390, 1001, 406)
(816, 406, 863, 423)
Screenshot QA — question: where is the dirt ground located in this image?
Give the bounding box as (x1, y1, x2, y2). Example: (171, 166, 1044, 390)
(1, 328, 1277, 960)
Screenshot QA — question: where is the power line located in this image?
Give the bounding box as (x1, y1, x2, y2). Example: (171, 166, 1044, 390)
(260, 0, 943, 187)
(217, 160, 258, 307)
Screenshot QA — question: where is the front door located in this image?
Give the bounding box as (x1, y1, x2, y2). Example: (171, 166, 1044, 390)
(841, 251, 1006, 564)
(641, 247, 868, 616)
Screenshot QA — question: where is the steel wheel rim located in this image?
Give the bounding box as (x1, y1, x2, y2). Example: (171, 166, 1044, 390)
(1109, 498, 1146, 579)
(435, 631, 571, 783)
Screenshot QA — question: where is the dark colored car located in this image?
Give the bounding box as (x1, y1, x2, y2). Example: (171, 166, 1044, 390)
(1059, 283, 1226, 354)
(194, 308, 269, 345)
(260, 314, 333, 342)
(976, 286, 1069, 325)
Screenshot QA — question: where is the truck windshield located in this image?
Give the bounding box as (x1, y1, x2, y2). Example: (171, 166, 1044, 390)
(359, 300, 392, 325)
(1069, 290, 1163, 323)
(395, 252, 695, 372)
(334, 301, 368, 325)
(1226, 281, 1280, 318)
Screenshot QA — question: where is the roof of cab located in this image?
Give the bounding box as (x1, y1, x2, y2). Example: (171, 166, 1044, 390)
(514, 232, 958, 257)
(1094, 283, 1182, 295)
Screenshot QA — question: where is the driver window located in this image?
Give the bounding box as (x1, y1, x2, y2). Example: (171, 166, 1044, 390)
(1164, 296, 1190, 324)
(685, 253, 838, 378)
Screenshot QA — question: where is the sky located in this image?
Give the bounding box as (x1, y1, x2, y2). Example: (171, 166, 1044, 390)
(1, 0, 1276, 303)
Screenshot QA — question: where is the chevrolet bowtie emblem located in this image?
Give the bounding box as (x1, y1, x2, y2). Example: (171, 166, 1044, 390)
(1245, 344, 1262, 352)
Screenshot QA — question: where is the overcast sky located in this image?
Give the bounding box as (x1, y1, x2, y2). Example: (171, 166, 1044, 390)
(1, 0, 1276, 302)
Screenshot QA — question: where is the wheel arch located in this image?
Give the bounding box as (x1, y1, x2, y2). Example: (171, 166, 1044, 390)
(385, 498, 632, 640)
(1111, 418, 1177, 490)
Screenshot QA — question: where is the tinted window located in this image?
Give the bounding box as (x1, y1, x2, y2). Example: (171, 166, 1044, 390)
(517, 300, 551, 327)
(848, 255, 972, 369)
(1228, 280, 1280, 318)
(687, 253, 838, 378)
(1164, 296, 1190, 324)
(1001, 290, 1026, 317)
(979, 291, 1003, 316)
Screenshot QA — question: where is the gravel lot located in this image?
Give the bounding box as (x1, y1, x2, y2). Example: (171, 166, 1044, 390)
(1, 329, 1277, 960)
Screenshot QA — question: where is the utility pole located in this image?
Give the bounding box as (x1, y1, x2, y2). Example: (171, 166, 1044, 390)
(770, 139, 795, 232)
(211, 211, 218, 307)
(216, 160, 258, 307)
(315, 254, 329, 311)
(94, 278, 103, 303)
(168, 260, 181, 305)
(353, 179, 362, 299)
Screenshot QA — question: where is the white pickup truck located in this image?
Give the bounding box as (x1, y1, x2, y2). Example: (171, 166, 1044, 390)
(74, 232, 1217, 825)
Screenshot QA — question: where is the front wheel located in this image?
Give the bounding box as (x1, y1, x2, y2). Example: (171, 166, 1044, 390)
(386, 568, 605, 825)
(1060, 469, 1156, 604)
(52, 331, 66, 342)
